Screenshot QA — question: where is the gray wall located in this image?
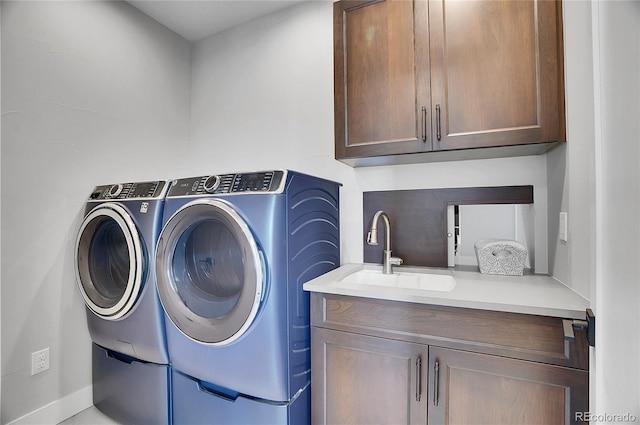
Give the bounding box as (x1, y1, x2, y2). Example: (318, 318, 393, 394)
(1, 1, 191, 422)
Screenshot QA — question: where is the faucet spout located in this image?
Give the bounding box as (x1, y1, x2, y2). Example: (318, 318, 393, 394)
(367, 210, 403, 274)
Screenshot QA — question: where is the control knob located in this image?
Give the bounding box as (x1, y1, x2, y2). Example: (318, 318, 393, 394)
(203, 175, 221, 193)
(108, 184, 123, 198)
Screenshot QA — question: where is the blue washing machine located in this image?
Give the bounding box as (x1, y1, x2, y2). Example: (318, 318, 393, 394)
(155, 170, 341, 424)
(75, 181, 170, 424)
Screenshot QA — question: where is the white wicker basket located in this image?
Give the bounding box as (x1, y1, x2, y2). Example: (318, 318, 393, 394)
(474, 239, 527, 276)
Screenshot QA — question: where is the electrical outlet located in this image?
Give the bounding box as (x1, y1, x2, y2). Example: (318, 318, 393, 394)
(559, 212, 568, 242)
(31, 348, 50, 376)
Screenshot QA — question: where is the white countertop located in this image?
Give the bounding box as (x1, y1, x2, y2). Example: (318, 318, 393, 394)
(303, 263, 590, 320)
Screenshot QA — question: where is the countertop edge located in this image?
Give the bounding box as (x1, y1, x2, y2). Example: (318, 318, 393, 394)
(303, 263, 590, 320)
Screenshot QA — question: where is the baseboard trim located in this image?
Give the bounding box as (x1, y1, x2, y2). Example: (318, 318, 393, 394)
(7, 385, 93, 425)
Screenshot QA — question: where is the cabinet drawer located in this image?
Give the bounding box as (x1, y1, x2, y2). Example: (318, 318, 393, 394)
(311, 293, 588, 370)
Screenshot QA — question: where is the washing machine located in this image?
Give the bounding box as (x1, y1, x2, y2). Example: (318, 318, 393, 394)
(155, 170, 340, 424)
(75, 180, 171, 424)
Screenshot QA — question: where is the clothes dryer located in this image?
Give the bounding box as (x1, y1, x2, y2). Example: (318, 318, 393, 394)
(155, 170, 340, 424)
(75, 180, 170, 424)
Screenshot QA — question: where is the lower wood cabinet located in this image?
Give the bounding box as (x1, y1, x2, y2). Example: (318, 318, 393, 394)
(311, 328, 428, 425)
(310, 293, 589, 425)
(428, 347, 588, 425)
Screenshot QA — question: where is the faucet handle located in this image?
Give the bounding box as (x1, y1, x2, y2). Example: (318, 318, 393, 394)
(382, 250, 403, 274)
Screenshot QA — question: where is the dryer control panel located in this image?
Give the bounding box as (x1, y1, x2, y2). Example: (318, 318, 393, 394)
(89, 181, 167, 200)
(168, 170, 286, 197)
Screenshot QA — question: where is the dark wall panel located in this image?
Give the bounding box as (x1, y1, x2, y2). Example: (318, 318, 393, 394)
(363, 186, 534, 267)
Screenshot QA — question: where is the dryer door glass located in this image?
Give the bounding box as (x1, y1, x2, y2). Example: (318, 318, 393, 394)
(89, 218, 130, 304)
(156, 200, 263, 345)
(177, 219, 244, 318)
(76, 203, 144, 320)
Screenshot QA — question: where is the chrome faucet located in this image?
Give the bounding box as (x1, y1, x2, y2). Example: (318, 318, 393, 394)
(367, 210, 403, 274)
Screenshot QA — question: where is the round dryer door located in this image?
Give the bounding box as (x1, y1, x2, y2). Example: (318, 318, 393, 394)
(155, 199, 263, 345)
(75, 203, 144, 320)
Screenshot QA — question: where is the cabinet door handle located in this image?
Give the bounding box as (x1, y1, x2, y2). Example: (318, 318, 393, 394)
(415, 357, 422, 401)
(433, 360, 440, 406)
(435, 104, 442, 141)
(416, 356, 422, 401)
(421, 106, 427, 142)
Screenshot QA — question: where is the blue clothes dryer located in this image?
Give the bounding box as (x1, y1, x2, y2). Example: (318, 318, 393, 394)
(75, 181, 171, 424)
(155, 170, 340, 424)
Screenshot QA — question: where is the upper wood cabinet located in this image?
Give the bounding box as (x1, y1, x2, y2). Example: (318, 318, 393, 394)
(334, 0, 430, 159)
(334, 0, 565, 166)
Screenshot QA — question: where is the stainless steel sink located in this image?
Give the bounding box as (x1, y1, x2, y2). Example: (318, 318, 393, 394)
(340, 267, 457, 292)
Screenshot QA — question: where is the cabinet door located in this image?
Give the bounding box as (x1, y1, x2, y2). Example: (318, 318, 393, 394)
(429, 0, 564, 151)
(428, 347, 589, 425)
(311, 327, 428, 425)
(334, 0, 431, 159)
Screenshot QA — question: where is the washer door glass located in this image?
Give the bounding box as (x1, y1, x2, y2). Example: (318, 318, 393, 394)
(156, 200, 263, 345)
(75, 203, 144, 320)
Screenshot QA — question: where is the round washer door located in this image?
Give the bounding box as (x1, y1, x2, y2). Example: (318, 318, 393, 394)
(155, 199, 264, 345)
(75, 203, 144, 320)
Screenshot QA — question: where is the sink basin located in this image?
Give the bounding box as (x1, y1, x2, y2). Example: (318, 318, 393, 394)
(340, 268, 456, 292)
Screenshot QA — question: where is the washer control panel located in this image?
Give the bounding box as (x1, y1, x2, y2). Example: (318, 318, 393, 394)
(168, 170, 285, 197)
(89, 181, 167, 200)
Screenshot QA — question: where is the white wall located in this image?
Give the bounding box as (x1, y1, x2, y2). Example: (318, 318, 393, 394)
(0, 2, 191, 423)
(549, 1, 640, 417)
(1, 0, 3, 415)
(548, 0, 596, 302)
(455, 204, 534, 270)
(591, 0, 640, 418)
(190, 1, 550, 273)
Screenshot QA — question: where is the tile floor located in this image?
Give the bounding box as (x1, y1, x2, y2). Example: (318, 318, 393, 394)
(58, 406, 119, 425)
